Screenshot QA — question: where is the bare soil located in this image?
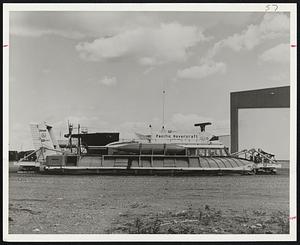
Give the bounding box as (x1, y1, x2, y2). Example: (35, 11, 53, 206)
(8, 167, 289, 234)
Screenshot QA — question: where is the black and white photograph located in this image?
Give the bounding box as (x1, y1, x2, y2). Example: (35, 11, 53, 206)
(3, 3, 297, 242)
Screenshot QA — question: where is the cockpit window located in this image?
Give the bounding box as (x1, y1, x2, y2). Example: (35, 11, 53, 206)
(198, 149, 206, 156)
(196, 148, 228, 157)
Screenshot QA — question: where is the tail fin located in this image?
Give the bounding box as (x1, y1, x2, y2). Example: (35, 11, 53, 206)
(29, 122, 61, 162)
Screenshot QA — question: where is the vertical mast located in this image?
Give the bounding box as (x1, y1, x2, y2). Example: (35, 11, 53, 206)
(78, 123, 80, 155)
(162, 77, 167, 131)
(162, 89, 165, 130)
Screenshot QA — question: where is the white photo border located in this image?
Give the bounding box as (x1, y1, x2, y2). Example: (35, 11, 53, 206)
(2, 3, 297, 242)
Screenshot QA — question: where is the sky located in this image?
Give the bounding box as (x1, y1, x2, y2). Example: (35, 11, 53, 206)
(8, 11, 290, 150)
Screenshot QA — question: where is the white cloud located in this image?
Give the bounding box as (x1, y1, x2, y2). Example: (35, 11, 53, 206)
(9, 122, 34, 150)
(42, 68, 51, 74)
(170, 113, 212, 131)
(143, 66, 155, 75)
(119, 121, 152, 140)
(176, 61, 226, 80)
(259, 43, 289, 63)
(10, 27, 85, 40)
(207, 13, 289, 58)
(117, 117, 165, 139)
(9, 12, 163, 40)
(139, 57, 157, 66)
(99, 76, 117, 86)
(76, 22, 208, 65)
(169, 113, 230, 135)
(268, 72, 289, 83)
(55, 116, 102, 128)
(52, 116, 110, 139)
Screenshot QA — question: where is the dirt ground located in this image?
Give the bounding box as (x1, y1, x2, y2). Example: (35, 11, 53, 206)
(8, 166, 289, 234)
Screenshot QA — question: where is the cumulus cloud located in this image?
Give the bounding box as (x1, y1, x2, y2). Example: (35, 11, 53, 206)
(117, 117, 169, 139)
(76, 22, 208, 65)
(117, 114, 229, 135)
(268, 72, 289, 83)
(9, 122, 34, 150)
(207, 13, 289, 58)
(118, 121, 155, 140)
(118, 115, 211, 139)
(169, 113, 230, 135)
(139, 57, 157, 66)
(9, 12, 125, 40)
(42, 68, 51, 74)
(170, 113, 212, 131)
(55, 116, 104, 127)
(259, 43, 289, 63)
(99, 76, 117, 86)
(176, 61, 226, 80)
(10, 12, 165, 40)
(10, 26, 85, 40)
(51, 116, 110, 139)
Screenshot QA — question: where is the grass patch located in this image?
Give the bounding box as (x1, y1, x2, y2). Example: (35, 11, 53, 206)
(107, 205, 289, 234)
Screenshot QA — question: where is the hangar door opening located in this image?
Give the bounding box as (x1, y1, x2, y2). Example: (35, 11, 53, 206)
(238, 108, 290, 160)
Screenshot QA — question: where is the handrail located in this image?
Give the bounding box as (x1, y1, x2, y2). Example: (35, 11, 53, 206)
(18, 146, 64, 162)
(251, 149, 277, 163)
(231, 148, 277, 164)
(18, 149, 40, 162)
(230, 149, 248, 156)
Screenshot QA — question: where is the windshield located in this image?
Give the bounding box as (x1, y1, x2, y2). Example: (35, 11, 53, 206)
(197, 148, 228, 157)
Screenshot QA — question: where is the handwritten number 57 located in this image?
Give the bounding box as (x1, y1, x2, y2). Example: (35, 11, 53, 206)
(265, 5, 278, 12)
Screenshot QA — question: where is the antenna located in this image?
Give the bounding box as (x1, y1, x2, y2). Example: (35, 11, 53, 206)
(162, 89, 165, 129)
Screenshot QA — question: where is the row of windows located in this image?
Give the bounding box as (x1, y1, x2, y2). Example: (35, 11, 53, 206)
(187, 148, 228, 157)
